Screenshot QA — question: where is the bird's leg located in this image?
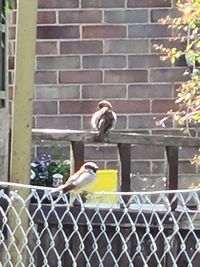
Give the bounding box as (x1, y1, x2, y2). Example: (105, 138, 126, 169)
(72, 190, 89, 206)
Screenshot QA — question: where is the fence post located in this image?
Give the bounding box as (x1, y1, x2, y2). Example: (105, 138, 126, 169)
(9, 0, 38, 265)
(117, 144, 131, 206)
(165, 146, 178, 211)
(70, 141, 85, 174)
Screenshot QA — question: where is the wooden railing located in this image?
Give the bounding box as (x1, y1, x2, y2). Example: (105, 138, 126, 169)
(32, 129, 200, 205)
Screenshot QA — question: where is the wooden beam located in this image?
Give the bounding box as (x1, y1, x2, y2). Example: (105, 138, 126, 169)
(32, 129, 200, 147)
(9, 0, 38, 266)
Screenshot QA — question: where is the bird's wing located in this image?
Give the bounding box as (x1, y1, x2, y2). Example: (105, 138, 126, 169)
(91, 107, 109, 129)
(98, 109, 116, 132)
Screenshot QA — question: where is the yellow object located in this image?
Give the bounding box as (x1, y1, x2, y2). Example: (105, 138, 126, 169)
(85, 169, 118, 206)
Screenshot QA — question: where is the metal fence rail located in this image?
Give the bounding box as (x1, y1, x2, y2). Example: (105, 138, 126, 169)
(0, 185, 200, 267)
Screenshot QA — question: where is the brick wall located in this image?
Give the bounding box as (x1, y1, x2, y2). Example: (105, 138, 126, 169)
(9, 0, 197, 189)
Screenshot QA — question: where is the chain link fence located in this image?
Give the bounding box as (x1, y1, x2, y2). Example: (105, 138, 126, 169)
(0, 184, 200, 266)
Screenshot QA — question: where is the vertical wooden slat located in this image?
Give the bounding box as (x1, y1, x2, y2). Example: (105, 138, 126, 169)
(70, 141, 85, 174)
(117, 144, 131, 192)
(165, 146, 178, 211)
(9, 0, 38, 266)
(117, 143, 131, 207)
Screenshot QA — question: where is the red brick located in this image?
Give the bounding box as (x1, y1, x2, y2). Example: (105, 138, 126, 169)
(35, 86, 80, 100)
(106, 161, 118, 169)
(129, 115, 173, 129)
(152, 161, 164, 174)
(179, 147, 200, 160)
(105, 10, 148, 23)
(179, 161, 196, 174)
(151, 99, 176, 113)
(85, 146, 118, 160)
(9, 71, 14, 85)
(105, 70, 148, 83)
(151, 39, 185, 53)
(150, 68, 187, 82)
(60, 41, 103, 54)
(37, 26, 79, 39)
(111, 100, 150, 113)
(35, 71, 57, 84)
(131, 161, 151, 174)
(9, 56, 14, 70)
(59, 10, 102, 24)
(37, 11, 56, 24)
(128, 24, 171, 38)
(131, 145, 164, 160)
(127, 0, 171, 8)
(82, 85, 126, 99)
(83, 55, 126, 69)
(128, 55, 170, 68)
(38, 0, 79, 8)
(37, 56, 80, 69)
(82, 25, 126, 38)
(8, 41, 14, 56)
(128, 84, 172, 99)
(36, 41, 58, 55)
(59, 100, 98, 114)
(33, 101, 58, 115)
(59, 70, 102, 84)
(9, 26, 15, 40)
(11, 11, 16, 24)
(105, 40, 149, 54)
(151, 8, 179, 23)
(9, 86, 14, 100)
(36, 116, 81, 129)
(81, 0, 125, 8)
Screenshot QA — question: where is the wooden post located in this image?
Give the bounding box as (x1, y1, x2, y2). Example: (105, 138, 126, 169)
(70, 141, 85, 174)
(9, 0, 38, 266)
(165, 146, 178, 211)
(118, 144, 131, 206)
(117, 144, 131, 192)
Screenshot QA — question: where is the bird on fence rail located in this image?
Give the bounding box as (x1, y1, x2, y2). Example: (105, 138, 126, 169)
(91, 100, 117, 141)
(51, 162, 99, 194)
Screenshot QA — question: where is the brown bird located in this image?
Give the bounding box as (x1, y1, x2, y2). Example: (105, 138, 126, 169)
(91, 100, 117, 141)
(51, 162, 99, 194)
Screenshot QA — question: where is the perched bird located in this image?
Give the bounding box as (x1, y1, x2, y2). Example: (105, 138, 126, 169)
(51, 162, 99, 194)
(91, 100, 117, 141)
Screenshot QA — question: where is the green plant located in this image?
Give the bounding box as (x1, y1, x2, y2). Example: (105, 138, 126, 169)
(30, 153, 70, 187)
(154, 0, 200, 137)
(48, 160, 70, 182)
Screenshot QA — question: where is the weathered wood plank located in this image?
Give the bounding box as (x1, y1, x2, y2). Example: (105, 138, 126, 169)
(32, 129, 200, 147)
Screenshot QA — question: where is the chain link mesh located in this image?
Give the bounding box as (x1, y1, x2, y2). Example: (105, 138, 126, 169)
(0, 185, 200, 266)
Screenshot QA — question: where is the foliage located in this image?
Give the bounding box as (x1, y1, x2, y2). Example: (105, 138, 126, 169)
(154, 0, 200, 136)
(30, 153, 70, 187)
